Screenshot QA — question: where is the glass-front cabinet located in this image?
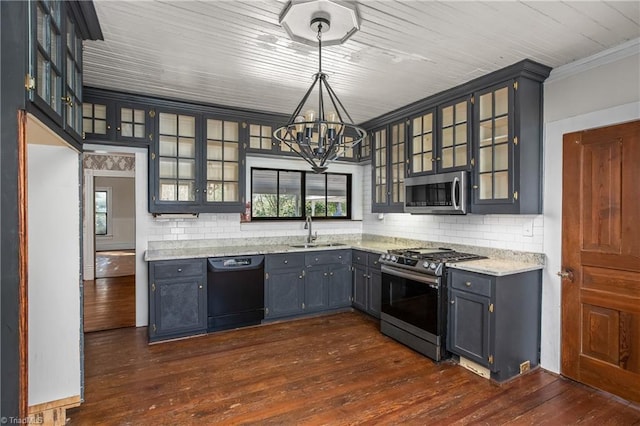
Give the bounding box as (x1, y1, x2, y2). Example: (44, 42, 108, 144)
(438, 97, 470, 171)
(410, 110, 435, 175)
(476, 85, 511, 202)
(82, 93, 153, 145)
(149, 111, 245, 214)
(371, 121, 406, 213)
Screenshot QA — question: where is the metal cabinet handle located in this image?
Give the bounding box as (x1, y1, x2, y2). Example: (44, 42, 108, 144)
(465, 281, 471, 287)
(284, 260, 288, 264)
(324, 272, 328, 276)
(451, 300, 455, 304)
(298, 275, 302, 279)
(199, 285, 203, 289)
(330, 272, 334, 276)
(177, 268, 183, 272)
(338, 255, 342, 259)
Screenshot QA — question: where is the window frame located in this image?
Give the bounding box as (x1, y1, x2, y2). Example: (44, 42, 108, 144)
(95, 187, 113, 237)
(250, 167, 352, 221)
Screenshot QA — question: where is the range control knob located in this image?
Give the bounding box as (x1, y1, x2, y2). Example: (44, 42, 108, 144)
(391, 256, 397, 262)
(422, 261, 430, 269)
(430, 262, 437, 270)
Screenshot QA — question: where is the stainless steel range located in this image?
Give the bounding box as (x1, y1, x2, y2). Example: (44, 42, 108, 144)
(379, 248, 485, 361)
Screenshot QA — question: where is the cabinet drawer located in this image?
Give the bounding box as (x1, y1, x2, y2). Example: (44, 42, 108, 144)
(267, 253, 305, 269)
(306, 250, 351, 266)
(352, 250, 369, 265)
(152, 259, 205, 279)
(450, 270, 492, 297)
(367, 253, 381, 270)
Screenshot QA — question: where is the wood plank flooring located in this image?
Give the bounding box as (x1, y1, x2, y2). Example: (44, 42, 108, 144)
(83, 276, 135, 332)
(67, 312, 640, 425)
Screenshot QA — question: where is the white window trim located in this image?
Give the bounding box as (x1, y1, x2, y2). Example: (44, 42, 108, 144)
(95, 186, 113, 239)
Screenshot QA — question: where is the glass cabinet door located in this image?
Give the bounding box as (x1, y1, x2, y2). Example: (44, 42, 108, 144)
(439, 98, 470, 171)
(410, 111, 435, 175)
(373, 128, 387, 206)
(117, 104, 149, 142)
(33, 0, 63, 121)
(64, 13, 82, 137)
(389, 121, 406, 205)
(249, 123, 275, 151)
(476, 85, 512, 202)
(358, 132, 372, 162)
(157, 112, 197, 203)
(205, 119, 240, 204)
(83, 101, 112, 139)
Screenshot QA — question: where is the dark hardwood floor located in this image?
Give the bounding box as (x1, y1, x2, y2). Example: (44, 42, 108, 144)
(68, 312, 640, 425)
(83, 275, 135, 332)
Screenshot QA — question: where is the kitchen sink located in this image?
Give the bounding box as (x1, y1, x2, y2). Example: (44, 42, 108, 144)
(289, 244, 318, 248)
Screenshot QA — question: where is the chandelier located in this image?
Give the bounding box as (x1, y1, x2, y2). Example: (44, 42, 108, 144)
(274, 1, 366, 173)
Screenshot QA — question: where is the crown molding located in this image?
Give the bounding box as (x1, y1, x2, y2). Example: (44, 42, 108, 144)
(546, 38, 640, 84)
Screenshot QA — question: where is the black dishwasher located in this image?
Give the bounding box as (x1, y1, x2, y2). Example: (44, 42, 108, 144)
(207, 255, 265, 332)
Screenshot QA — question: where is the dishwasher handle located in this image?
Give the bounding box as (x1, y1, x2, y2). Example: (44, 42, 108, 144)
(208, 255, 265, 272)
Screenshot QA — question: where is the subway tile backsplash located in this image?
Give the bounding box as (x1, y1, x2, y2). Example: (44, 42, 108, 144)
(146, 165, 544, 254)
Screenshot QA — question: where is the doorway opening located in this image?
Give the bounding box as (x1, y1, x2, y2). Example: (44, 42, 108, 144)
(82, 154, 136, 332)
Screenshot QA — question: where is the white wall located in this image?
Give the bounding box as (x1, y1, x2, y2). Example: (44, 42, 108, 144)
(540, 39, 640, 374)
(95, 176, 135, 251)
(28, 143, 81, 406)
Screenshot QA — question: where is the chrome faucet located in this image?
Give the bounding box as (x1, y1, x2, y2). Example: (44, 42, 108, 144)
(304, 216, 317, 244)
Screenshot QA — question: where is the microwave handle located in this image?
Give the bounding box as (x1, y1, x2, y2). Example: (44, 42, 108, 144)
(452, 176, 460, 210)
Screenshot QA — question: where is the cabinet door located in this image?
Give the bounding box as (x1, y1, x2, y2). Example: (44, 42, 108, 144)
(371, 127, 388, 211)
(265, 268, 304, 318)
(438, 96, 471, 172)
(152, 111, 200, 211)
(328, 264, 352, 308)
(83, 99, 115, 141)
(388, 120, 407, 210)
(371, 121, 406, 213)
(357, 132, 372, 163)
(116, 102, 152, 145)
(149, 277, 207, 341)
(368, 270, 382, 318)
(448, 288, 492, 368)
(248, 122, 277, 153)
(204, 117, 244, 212)
(409, 110, 436, 175)
(304, 266, 329, 313)
(352, 264, 368, 311)
(473, 83, 514, 209)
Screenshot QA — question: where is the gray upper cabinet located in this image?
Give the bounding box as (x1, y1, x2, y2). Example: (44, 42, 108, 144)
(372, 120, 407, 213)
(149, 110, 245, 214)
(29, 0, 102, 147)
(470, 77, 545, 214)
(438, 96, 471, 173)
(82, 95, 154, 145)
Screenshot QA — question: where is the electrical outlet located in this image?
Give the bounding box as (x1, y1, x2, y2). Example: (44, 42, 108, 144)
(519, 360, 531, 374)
(522, 220, 533, 237)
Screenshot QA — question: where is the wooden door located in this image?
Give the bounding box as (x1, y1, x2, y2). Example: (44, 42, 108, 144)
(561, 120, 640, 403)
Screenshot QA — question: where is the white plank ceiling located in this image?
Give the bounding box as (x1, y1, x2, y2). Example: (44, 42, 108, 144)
(83, 1, 640, 123)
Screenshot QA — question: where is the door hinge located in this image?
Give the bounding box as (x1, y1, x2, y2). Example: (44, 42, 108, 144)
(513, 81, 518, 91)
(265, 272, 269, 280)
(25, 74, 35, 91)
(302, 270, 306, 277)
(470, 157, 475, 167)
(489, 303, 494, 313)
(151, 152, 156, 160)
(513, 191, 519, 201)
(513, 136, 518, 146)
(152, 195, 156, 201)
(302, 302, 305, 310)
(149, 109, 156, 118)
(470, 95, 475, 105)
(151, 283, 156, 292)
(152, 324, 157, 332)
(242, 122, 247, 129)
(265, 307, 269, 315)
(148, 133, 153, 141)
(489, 355, 494, 364)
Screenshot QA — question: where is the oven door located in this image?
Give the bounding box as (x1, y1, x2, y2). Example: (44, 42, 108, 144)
(381, 264, 440, 336)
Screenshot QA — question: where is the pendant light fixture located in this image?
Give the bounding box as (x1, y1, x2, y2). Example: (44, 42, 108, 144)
(274, 0, 365, 173)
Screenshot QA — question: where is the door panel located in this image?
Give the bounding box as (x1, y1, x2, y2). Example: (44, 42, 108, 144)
(561, 120, 640, 403)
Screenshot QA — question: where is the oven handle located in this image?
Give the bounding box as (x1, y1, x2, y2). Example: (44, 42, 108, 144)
(381, 265, 439, 286)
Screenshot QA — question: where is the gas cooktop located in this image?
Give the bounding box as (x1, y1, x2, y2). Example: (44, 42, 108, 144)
(379, 247, 486, 276)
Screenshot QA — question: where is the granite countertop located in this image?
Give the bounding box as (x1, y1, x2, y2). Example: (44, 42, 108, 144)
(447, 258, 544, 276)
(144, 240, 413, 262)
(144, 236, 545, 277)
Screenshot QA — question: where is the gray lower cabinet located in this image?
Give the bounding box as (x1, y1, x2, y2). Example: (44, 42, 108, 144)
(352, 250, 382, 318)
(148, 259, 207, 342)
(264, 253, 305, 319)
(264, 250, 352, 320)
(447, 268, 541, 381)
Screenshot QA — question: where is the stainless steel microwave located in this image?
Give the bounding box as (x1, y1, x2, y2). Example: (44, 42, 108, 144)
(404, 171, 468, 214)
